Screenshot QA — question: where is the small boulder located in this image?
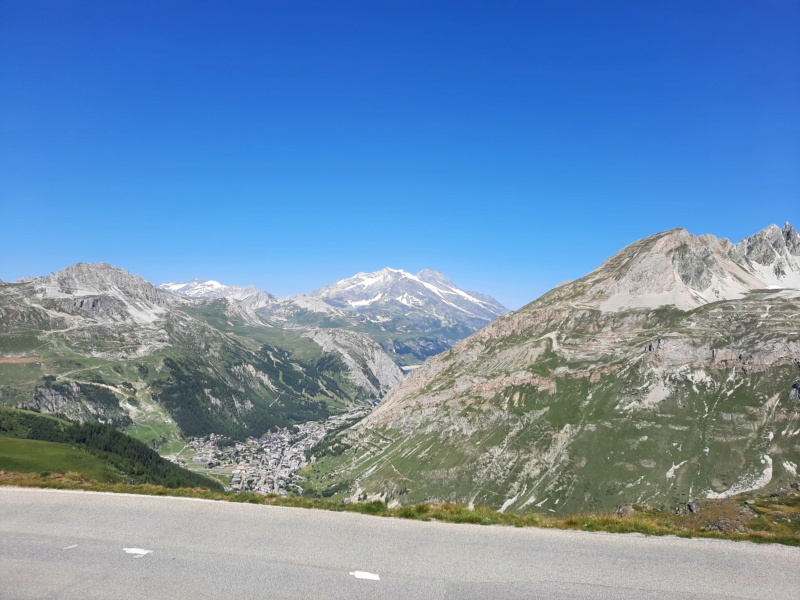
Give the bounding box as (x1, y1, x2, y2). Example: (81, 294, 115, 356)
(738, 505, 756, 518)
(706, 519, 743, 533)
(790, 381, 800, 403)
(616, 504, 636, 517)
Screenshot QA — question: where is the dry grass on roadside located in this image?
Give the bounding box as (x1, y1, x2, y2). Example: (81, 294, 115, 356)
(2, 470, 798, 547)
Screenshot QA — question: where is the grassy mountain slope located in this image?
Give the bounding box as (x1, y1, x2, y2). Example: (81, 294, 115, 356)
(305, 226, 800, 514)
(0, 437, 121, 482)
(0, 408, 221, 489)
(0, 264, 399, 449)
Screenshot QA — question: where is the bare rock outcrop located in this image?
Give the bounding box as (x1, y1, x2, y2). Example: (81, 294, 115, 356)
(304, 328, 404, 398)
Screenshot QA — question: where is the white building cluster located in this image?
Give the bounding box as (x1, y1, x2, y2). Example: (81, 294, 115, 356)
(179, 407, 369, 495)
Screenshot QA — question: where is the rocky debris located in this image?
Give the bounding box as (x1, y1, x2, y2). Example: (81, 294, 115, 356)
(705, 519, 745, 533)
(672, 498, 755, 532)
(738, 505, 757, 518)
(768, 483, 800, 498)
(674, 501, 702, 516)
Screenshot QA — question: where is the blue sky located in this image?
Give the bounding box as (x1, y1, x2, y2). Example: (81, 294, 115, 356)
(1, 1, 798, 308)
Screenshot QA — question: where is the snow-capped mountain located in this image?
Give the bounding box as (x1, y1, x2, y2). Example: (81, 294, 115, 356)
(1, 262, 406, 438)
(156, 269, 508, 363)
(158, 279, 229, 298)
(311, 267, 507, 329)
(157, 279, 276, 310)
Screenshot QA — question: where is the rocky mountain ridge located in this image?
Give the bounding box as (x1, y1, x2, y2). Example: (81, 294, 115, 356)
(0, 263, 405, 446)
(158, 267, 508, 364)
(37, 262, 167, 325)
(158, 279, 276, 310)
(307, 223, 800, 514)
(574, 223, 800, 312)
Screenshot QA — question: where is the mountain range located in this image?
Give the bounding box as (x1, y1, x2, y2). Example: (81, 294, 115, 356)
(158, 268, 508, 364)
(306, 223, 800, 513)
(4, 224, 799, 515)
(0, 264, 503, 451)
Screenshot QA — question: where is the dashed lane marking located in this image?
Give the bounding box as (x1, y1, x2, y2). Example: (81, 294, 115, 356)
(350, 571, 380, 581)
(123, 548, 153, 558)
(62, 544, 78, 550)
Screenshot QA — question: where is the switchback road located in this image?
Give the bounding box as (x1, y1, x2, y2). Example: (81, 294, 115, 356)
(1, 487, 798, 599)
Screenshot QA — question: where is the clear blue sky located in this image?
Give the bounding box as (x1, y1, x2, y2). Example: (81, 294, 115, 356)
(1, 1, 798, 308)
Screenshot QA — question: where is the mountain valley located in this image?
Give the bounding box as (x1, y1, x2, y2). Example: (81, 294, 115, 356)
(2, 225, 799, 515)
(0, 263, 502, 460)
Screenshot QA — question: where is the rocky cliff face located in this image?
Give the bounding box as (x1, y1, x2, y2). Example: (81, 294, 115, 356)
(571, 223, 800, 312)
(309, 224, 800, 514)
(37, 263, 167, 324)
(303, 329, 405, 398)
(18, 381, 132, 428)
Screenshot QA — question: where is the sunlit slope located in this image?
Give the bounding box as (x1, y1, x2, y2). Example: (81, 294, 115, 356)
(308, 225, 800, 514)
(0, 408, 222, 489)
(0, 263, 400, 447)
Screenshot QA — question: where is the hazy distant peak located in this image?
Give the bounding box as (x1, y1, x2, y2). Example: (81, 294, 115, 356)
(156, 279, 276, 312)
(311, 266, 507, 326)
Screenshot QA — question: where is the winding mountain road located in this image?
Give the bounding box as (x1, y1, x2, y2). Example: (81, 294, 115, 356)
(1, 487, 797, 599)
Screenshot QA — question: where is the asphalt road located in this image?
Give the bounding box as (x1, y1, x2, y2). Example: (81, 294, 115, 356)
(1, 487, 798, 599)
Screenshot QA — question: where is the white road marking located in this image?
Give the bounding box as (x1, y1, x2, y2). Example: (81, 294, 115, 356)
(62, 544, 78, 550)
(123, 547, 153, 558)
(349, 571, 380, 581)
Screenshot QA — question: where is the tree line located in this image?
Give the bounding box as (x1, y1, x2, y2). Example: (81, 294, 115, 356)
(0, 408, 222, 490)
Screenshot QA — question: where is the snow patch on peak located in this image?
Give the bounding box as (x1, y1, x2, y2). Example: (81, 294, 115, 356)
(157, 279, 232, 298)
(349, 293, 384, 307)
(311, 267, 507, 326)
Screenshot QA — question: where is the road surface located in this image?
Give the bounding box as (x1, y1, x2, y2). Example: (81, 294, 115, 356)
(1, 487, 798, 599)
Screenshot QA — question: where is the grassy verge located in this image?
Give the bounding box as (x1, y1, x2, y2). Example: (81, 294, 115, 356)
(2, 470, 798, 546)
(0, 438, 121, 483)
